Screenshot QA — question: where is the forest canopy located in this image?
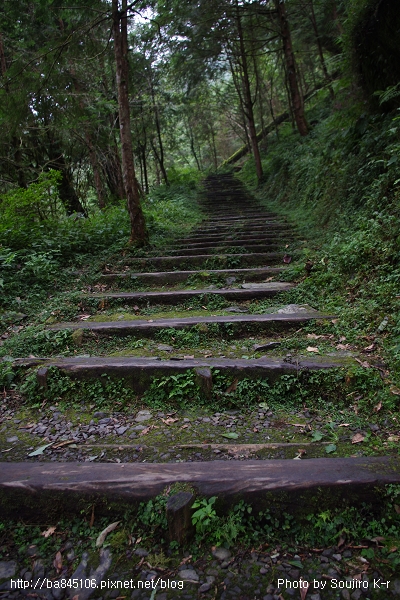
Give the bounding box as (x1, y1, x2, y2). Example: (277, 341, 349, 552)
(0, 0, 398, 244)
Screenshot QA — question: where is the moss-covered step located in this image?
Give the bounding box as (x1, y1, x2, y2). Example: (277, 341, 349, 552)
(1, 457, 399, 519)
(146, 243, 287, 256)
(194, 225, 294, 235)
(48, 309, 333, 337)
(79, 284, 294, 305)
(121, 252, 285, 270)
(100, 267, 286, 284)
(175, 234, 297, 244)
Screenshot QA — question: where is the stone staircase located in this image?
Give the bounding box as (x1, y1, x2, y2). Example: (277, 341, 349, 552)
(2, 172, 400, 524)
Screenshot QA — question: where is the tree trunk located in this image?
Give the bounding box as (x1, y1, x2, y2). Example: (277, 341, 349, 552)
(150, 81, 169, 185)
(112, 0, 148, 245)
(235, 1, 264, 183)
(275, 0, 309, 136)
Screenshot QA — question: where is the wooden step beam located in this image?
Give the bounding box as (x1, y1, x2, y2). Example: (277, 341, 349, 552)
(1, 457, 398, 519)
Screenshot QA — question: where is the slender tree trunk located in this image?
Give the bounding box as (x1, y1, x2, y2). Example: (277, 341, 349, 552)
(150, 81, 169, 185)
(235, 1, 263, 183)
(307, 0, 334, 98)
(112, 0, 148, 245)
(275, 0, 309, 136)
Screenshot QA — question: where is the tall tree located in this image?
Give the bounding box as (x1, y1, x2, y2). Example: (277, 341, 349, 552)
(112, 0, 148, 245)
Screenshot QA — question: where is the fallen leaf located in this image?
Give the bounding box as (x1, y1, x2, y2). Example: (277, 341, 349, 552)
(388, 435, 400, 442)
(253, 427, 259, 432)
(53, 551, 62, 572)
(96, 521, 120, 547)
(306, 346, 319, 353)
(331, 319, 339, 324)
(258, 402, 269, 410)
(339, 336, 347, 342)
(292, 423, 306, 427)
(162, 418, 179, 425)
(352, 433, 365, 444)
(140, 425, 157, 436)
(338, 423, 350, 427)
(89, 505, 95, 528)
(283, 254, 292, 264)
(390, 386, 400, 396)
(183, 355, 194, 359)
(225, 378, 238, 394)
(336, 344, 351, 350)
(307, 334, 324, 340)
(181, 424, 189, 429)
(300, 578, 309, 600)
(355, 358, 370, 368)
(41, 526, 56, 538)
(52, 440, 76, 449)
(374, 401, 382, 412)
(394, 505, 400, 514)
(79, 314, 91, 320)
(221, 432, 239, 439)
(364, 343, 375, 352)
(28, 443, 54, 457)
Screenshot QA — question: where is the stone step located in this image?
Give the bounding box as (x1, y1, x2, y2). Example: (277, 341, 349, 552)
(100, 267, 286, 284)
(122, 252, 285, 269)
(198, 217, 287, 226)
(195, 225, 293, 234)
(147, 243, 286, 256)
(80, 283, 294, 305)
(48, 308, 333, 338)
(1, 457, 399, 519)
(176, 234, 297, 244)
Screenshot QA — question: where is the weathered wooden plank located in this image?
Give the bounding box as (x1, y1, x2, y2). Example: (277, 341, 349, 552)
(0, 458, 398, 520)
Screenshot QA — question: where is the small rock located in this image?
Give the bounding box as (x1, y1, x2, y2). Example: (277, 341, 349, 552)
(199, 582, 212, 593)
(350, 591, 362, 600)
(225, 277, 237, 285)
(6, 436, 18, 443)
(0, 561, 17, 579)
(134, 548, 149, 557)
(332, 553, 342, 561)
(179, 569, 199, 582)
(253, 342, 281, 351)
(310, 595, 321, 600)
(116, 426, 128, 435)
(212, 547, 231, 561)
(156, 344, 174, 352)
(341, 590, 351, 600)
(135, 411, 152, 423)
(93, 411, 108, 419)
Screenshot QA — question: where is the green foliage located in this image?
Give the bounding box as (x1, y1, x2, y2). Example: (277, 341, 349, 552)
(0, 170, 63, 231)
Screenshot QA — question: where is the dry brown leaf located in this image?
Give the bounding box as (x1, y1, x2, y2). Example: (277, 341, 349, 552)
(96, 521, 120, 547)
(181, 424, 189, 429)
(90, 505, 95, 528)
(355, 358, 371, 368)
(352, 433, 365, 444)
(306, 346, 319, 353)
(162, 418, 179, 425)
(394, 505, 400, 514)
(225, 378, 239, 394)
(79, 314, 91, 321)
(336, 344, 351, 350)
(339, 336, 347, 342)
(338, 423, 350, 427)
(140, 425, 157, 436)
(390, 386, 400, 396)
(388, 435, 400, 442)
(307, 334, 324, 340)
(374, 401, 382, 412)
(52, 440, 76, 449)
(53, 551, 62, 572)
(331, 319, 339, 324)
(41, 526, 56, 538)
(300, 578, 309, 600)
(364, 344, 375, 352)
(183, 355, 195, 359)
